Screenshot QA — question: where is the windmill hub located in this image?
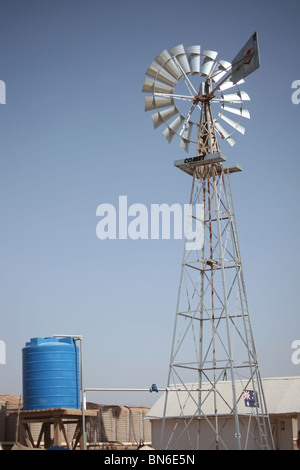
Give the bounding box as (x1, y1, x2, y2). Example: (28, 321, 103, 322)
(192, 92, 213, 105)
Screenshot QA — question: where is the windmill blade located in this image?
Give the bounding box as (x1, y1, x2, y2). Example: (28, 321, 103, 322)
(179, 137, 190, 153)
(219, 113, 246, 134)
(214, 121, 236, 147)
(211, 60, 232, 83)
(186, 46, 201, 74)
(151, 106, 179, 129)
(146, 61, 178, 87)
(219, 79, 244, 91)
(221, 103, 250, 119)
(170, 44, 191, 75)
(201, 50, 218, 77)
(155, 49, 183, 81)
(199, 82, 206, 96)
(163, 115, 185, 143)
(144, 95, 174, 112)
(179, 122, 193, 152)
(142, 76, 174, 94)
(219, 90, 250, 103)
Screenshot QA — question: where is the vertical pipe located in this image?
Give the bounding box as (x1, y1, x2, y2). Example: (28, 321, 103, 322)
(79, 338, 86, 450)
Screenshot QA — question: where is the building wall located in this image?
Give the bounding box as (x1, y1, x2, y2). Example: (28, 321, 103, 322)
(94, 406, 151, 444)
(271, 417, 294, 450)
(151, 417, 262, 450)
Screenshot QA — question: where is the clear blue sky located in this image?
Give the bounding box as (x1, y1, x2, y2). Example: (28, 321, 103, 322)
(0, 0, 299, 407)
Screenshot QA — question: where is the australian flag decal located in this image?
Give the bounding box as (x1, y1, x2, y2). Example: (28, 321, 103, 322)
(243, 389, 259, 408)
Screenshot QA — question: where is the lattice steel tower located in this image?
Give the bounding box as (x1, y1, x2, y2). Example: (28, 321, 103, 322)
(142, 34, 274, 450)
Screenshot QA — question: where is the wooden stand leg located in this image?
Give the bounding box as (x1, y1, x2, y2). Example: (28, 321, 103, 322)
(54, 418, 62, 447)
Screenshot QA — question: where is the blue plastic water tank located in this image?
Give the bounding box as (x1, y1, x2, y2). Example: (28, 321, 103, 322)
(22, 337, 80, 411)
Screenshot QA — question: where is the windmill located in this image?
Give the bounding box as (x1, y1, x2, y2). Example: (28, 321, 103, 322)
(142, 33, 274, 450)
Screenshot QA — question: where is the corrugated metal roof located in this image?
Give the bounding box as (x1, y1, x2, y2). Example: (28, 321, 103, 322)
(146, 376, 300, 419)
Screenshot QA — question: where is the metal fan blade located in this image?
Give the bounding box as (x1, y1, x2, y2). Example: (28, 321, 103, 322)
(186, 46, 201, 74)
(146, 61, 178, 87)
(145, 95, 174, 112)
(239, 90, 250, 101)
(170, 45, 191, 75)
(199, 82, 206, 96)
(214, 121, 236, 146)
(151, 106, 179, 129)
(221, 104, 250, 119)
(142, 76, 174, 94)
(219, 79, 244, 91)
(179, 138, 190, 153)
(179, 122, 193, 152)
(219, 113, 246, 134)
(162, 115, 185, 143)
(220, 91, 250, 102)
(226, 136, 236, 147)
(201, 50, 218, 77)
(155, 49, 182, 81)
(180, 121, 193, 139)
(211, 60, 232, 83)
